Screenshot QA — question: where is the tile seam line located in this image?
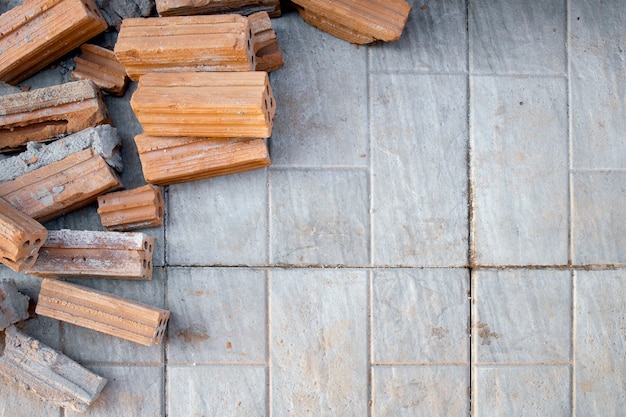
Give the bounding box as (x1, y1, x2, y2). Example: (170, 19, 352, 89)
(372, 362, 471, 367)
(160, 264, 626, 270)
(366, 44, 373, 417)
(269, 165, 369, 171)
(267, 268, 272, 417)
(470, 73, 567, 79)
(165, 362, 269, 367)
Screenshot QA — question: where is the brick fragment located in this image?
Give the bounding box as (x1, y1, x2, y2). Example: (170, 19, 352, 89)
(36, 279, 170, 346)
(0, 279, 30, 330)
(249, 11, 284, 73)
(292, 0, 411, 44)
(97, 185, 164, 231)
(0, 80, 110, 152)
(27, 229, 155, 280)
(131, 71, 275, 138)
(155, 0, 281, 18)
(135, 135, 270, 186)
(0, 325, 107, 412)
(71, 44, 129, 96)
(0, 197, 47, 272)
(115, 15, 255, 81)
(0, 0, 107, 85)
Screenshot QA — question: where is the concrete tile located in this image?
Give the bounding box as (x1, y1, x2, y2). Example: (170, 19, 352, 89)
(474, 366, 571, 417)
(373, 366, 469, 417)
(469, 0, 566, 75)
(167, 170, 268, 266)
(268, 11, 368, 167)
(372, 268, 469, 363)
(575, 270, 626, 416)
(570, 1, 626, 169)
(474, 269, 571, 363)
(66, 365, 162, 417)
(572, 172, 626, 265)
(371, 74, 468, 267)
(369, 0, 467, 73)
(61, 267, 165, 364)
(167, 267, 266, 364)
(270, 269, 367, 416)
(270, 169, 369, 266)
(168, 365, 266, 417)
(471, 76, 568, 266)
(0, 383, 61, 417)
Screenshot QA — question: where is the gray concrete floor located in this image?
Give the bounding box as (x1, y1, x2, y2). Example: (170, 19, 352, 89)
(1, 0, 626, 416)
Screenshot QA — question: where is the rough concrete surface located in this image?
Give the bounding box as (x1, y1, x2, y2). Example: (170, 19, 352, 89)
(0, 0, 625, 416)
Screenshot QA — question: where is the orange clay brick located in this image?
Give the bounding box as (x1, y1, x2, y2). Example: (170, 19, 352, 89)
(249, 11, 283, 73)
(115, 15, 255, 81)
(135, 136, 270, 186)
(27, 229, 155, 280)
(71, 44, 129, 96)
(0, 80, 110, 152)
(131, 71, 276, 138)
(155, 0, 281, 18)
(0, 0, 107, 85)
(0, 197, 47, 272)
(292, 0, 411, 44)
(36, 279, 169, 346)
(97, 185, 164, 231)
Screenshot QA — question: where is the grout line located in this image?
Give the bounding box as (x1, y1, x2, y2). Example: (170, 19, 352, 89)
(163, 266, 169, 417)
(267, 268, 272, 417)
(469, 72, 568, 79)
(367, 44, 374, 269)
(164, 362, 269, 367)
(571, 270, 577, 416)
(372, 362, 473, 367)
(159, 263, 626, 270)
(566, 0, 574, 268)
(268, 165, 369, 171)
(472, 362, 573, 367)
(570, 168, 626, 173)
(367, 269, 373, 417)
(163, 186, 169, 267)
(266, 167, 272, 265)
(368, 70, 468, 76)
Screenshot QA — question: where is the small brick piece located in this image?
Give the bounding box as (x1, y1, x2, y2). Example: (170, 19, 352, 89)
(249, 11, 284, 73)
(0, 80, 111, 152)
(115, 15, 255, 82)
(71, 44, 129, 96)
(292, 0, 411, 44)
(155, 0, 281, 18)
(0, 325, 107, 412)
(131, 71, 276, 138)
(36, 279, 170, 346)
(27, 229, 155, 280)
(0, 0, 107, 85)
(0, 280, 30, 330)
(0, 197, 47, 272)
(97, 185, 164, 231)
(0, 149, 123, 223)
(135, 135, 270, 186)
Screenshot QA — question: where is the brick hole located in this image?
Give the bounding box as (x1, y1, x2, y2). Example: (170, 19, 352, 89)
(23, 240, 30, 249)
(34, 238, 41, 246)
(143, 259, 147, 268)
(143, 241, 148, 250)
(25, 255, 34, 264)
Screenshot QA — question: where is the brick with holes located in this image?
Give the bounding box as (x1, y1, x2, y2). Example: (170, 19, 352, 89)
(0, 80, 110, 152)
(27, 230, 155, 280)
(36, 279, 169, 346)
(0, 0, 107, 85)
(0, 279, 30, 330)
(115, 15, 255, 81)
(97, 185, 165, 231)
(71, 44, 129, 96)
(0, 197, 47, 272)
(155, 0, 281, 18)
(249, 11, 283, 73)
(131, 71, 276, 138)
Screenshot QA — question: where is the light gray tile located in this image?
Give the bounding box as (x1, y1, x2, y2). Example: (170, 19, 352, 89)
(66, 366, 162, 417)
(167, 170, 268, 266)
(575, 270, 626, 416)
(270, 269, 368, 416)
(471, 76, 568, 266)
(469, 0, 566, 75)
(270, 170, 369, 266)
(371, 74, 468, 267)
(570, 0, 626, 169)
(369, 0, 467, 73)
(167, 267, 266, 364)
(373, 269, 469, 363)
(268, 11, 368, 167)
(0, 383, 61, 417)
(168, 365, 266, 417)
(474, 269, 571, 363)
(572, 172, 626, 265)
(373, 366, 469, 417)
(61, 267, 165, 364)
(474, 366, 571, 417)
